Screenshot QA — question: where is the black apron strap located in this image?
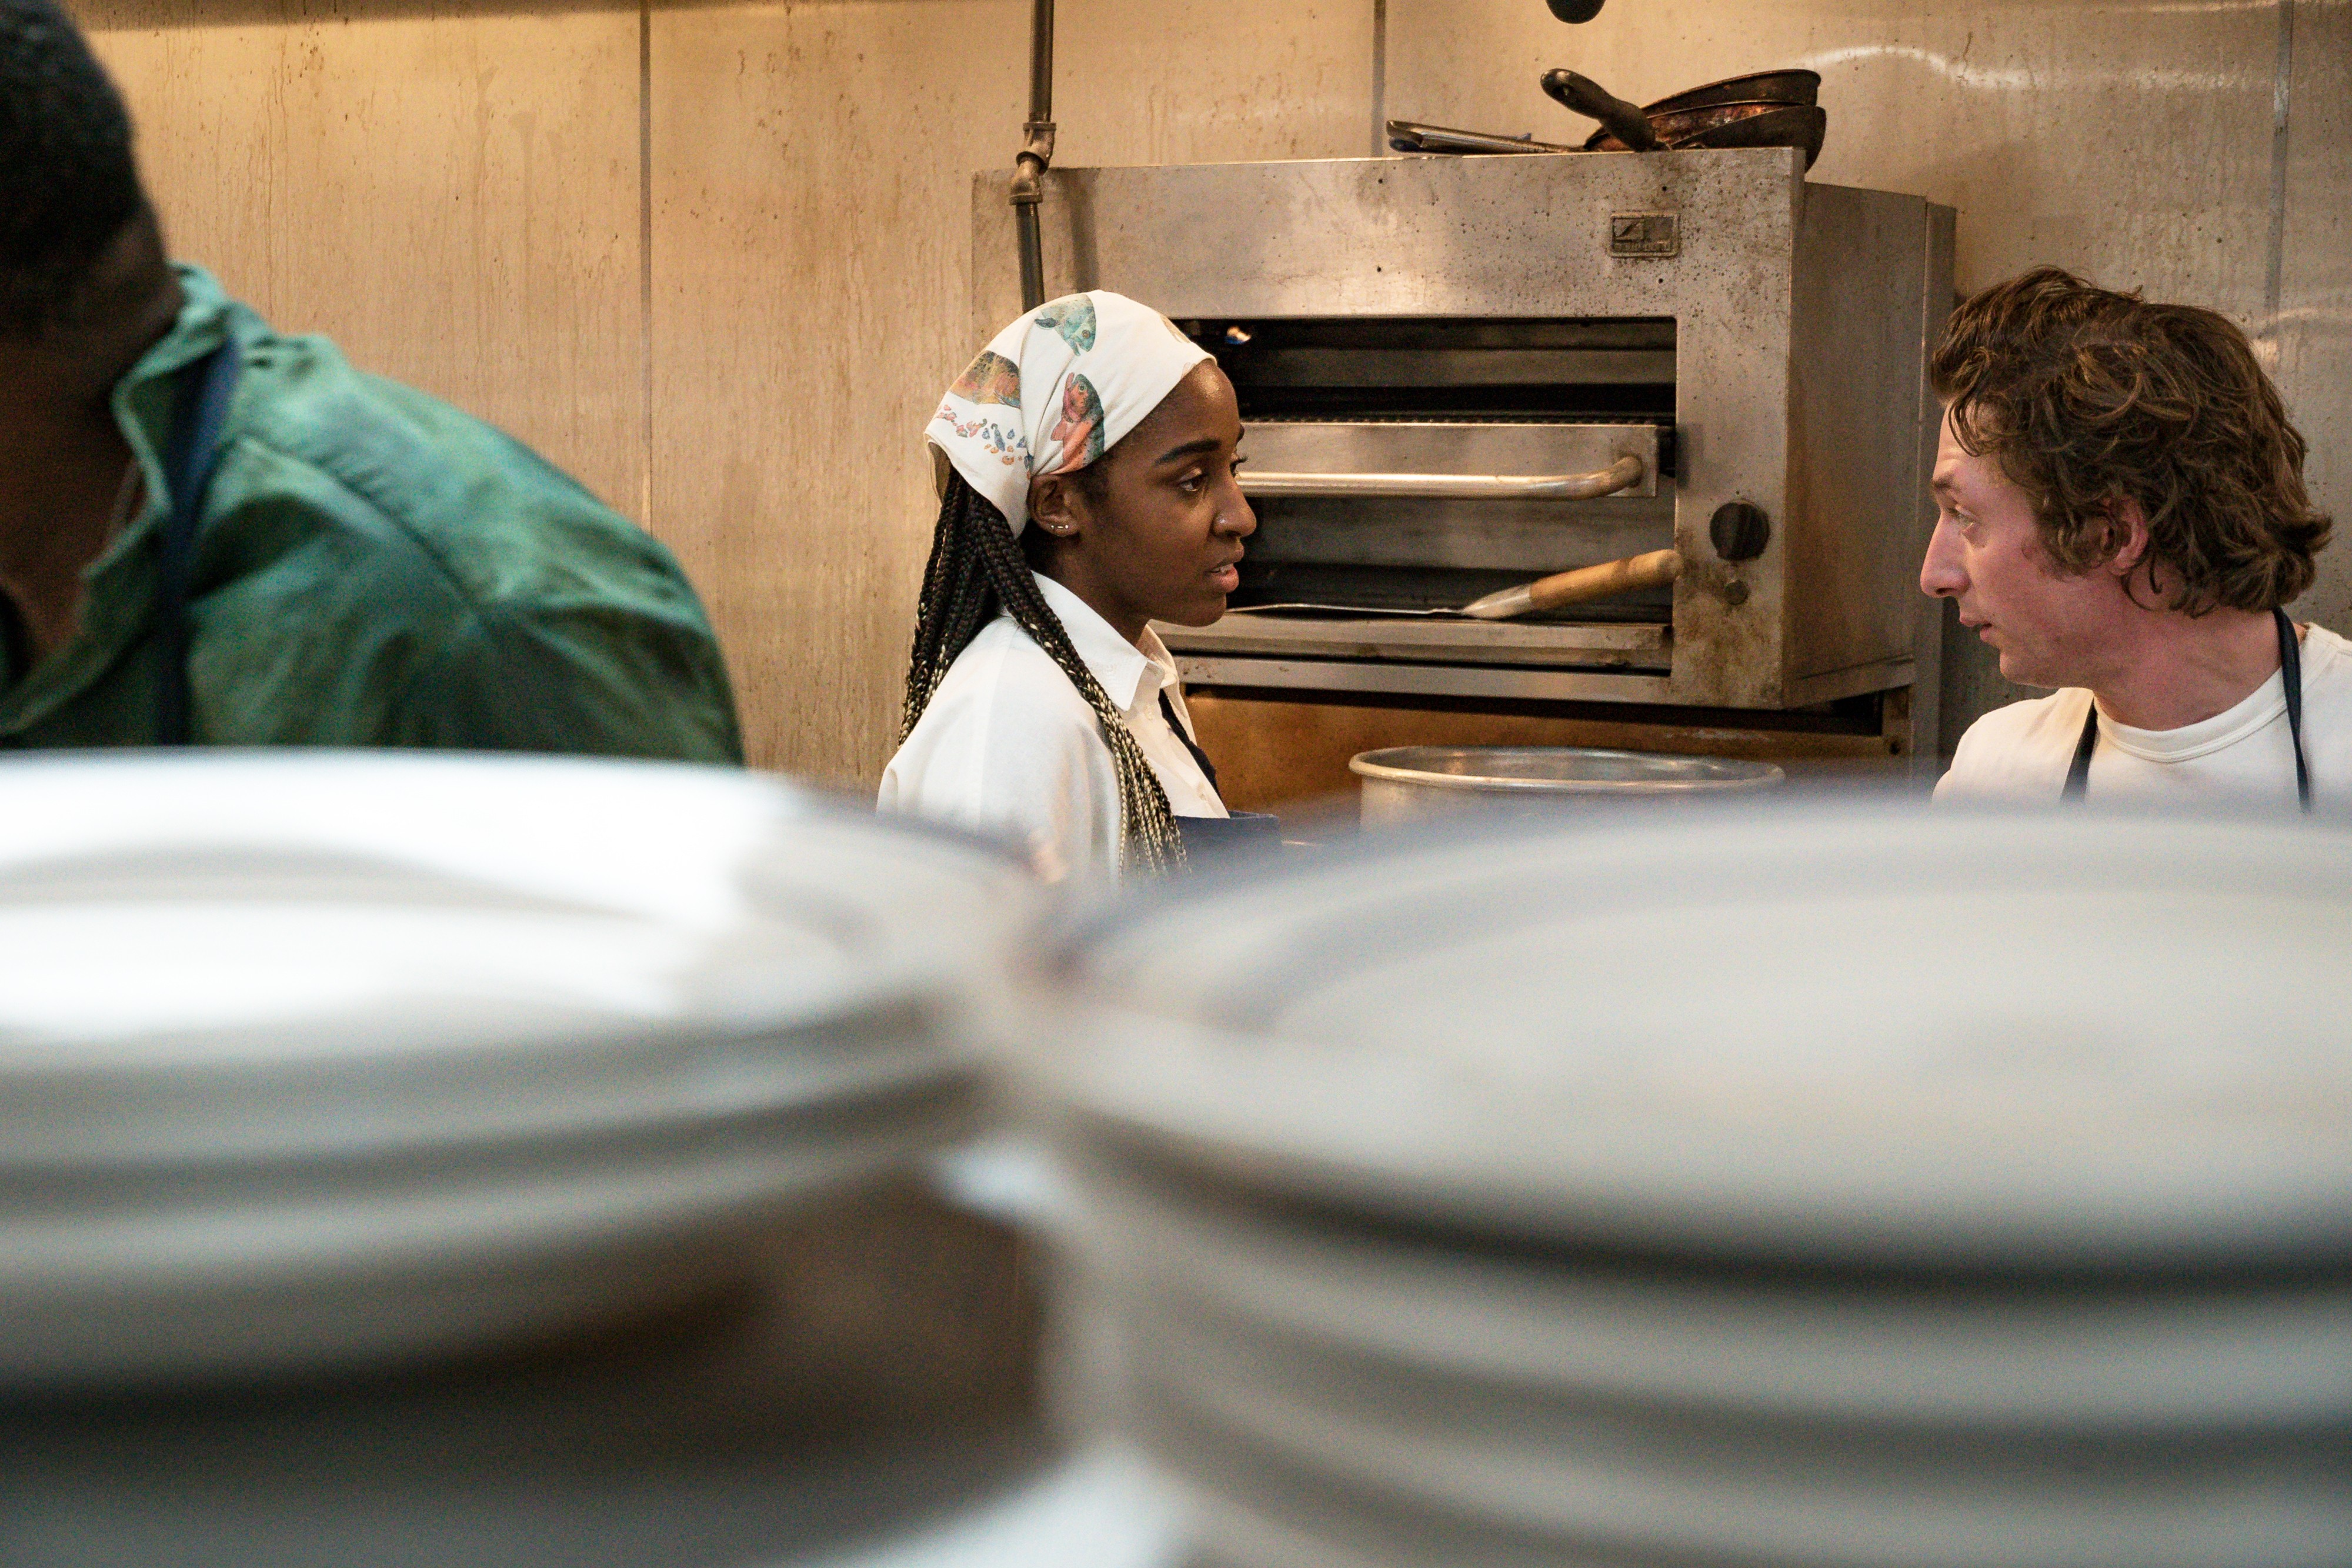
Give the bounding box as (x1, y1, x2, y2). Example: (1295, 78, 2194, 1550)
(153, 341, 242, 748)
(2061, 694, 2099, 802)
(2276, 607, 2311, 812)
(1159, 687, 1219, 795)
(1153, 687, 1286, 859)
(2064, 612, 2310, 810)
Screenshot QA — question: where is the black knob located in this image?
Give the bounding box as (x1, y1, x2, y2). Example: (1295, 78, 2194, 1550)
(1710, 501, 1770, 562)
(1547, 0, 1604, 19)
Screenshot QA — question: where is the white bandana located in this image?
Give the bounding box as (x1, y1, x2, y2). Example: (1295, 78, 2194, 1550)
(928, 291, 1211, 535)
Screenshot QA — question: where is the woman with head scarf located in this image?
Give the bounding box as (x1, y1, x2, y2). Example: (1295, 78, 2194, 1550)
(879, 292, 1257, 880)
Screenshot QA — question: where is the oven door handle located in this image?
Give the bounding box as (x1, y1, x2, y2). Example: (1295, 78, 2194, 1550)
(1239, 454, 1646, 501)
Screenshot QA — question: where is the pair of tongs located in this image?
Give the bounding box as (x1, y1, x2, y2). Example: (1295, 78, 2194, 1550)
(1385, 119, 1581, 156)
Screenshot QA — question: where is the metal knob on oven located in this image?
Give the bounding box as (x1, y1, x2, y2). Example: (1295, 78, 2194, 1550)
(1240, 453, 1647, 502)
(1709, 500, 1770, 561)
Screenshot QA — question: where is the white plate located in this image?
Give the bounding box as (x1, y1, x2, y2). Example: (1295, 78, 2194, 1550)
(0, 994, 969, 1172)
(1122, 1295, 2352, 1568)
(0, 1096, 961, 1386)
(1074, 1162, 2352, 1433)
(1130, 1387, 1573, 1568)
(1049, 805, 2352, 1268)
(0, 753, 1038, 1167)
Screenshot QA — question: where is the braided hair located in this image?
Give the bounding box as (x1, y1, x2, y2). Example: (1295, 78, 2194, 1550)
(901, 469, 1186, 875)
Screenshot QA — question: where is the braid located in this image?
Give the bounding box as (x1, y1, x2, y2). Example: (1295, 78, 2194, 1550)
(901, 472, 1187, 875)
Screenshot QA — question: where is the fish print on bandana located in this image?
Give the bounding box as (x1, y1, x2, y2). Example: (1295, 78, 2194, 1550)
(927, 290, 1208, 533)
(946, 350, 1022, 408)
(1048, 373, 1107, 472)
(934, 406, 1028, 466)
(1033, 296, 1098, 354)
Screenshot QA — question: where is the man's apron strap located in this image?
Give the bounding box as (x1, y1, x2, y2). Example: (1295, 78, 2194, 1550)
(2063, 607, 2310, 812)
(152, 341, 242, 748)
(2276, 606, 2311, 811)
(2061, 693, 2099, 803)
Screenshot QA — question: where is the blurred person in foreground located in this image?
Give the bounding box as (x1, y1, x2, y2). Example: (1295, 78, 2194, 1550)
(0, 0, 741, 756)
(1924, 267, 2339, 809)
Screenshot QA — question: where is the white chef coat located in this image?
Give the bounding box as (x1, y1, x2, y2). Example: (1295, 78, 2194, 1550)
(878, 572, 1227, 880)
(1936, 623, 2352, 809)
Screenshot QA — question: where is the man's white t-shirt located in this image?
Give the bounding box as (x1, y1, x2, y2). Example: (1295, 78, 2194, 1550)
(877, 571, 1226, 881)
(1936, 623, 2352, 809)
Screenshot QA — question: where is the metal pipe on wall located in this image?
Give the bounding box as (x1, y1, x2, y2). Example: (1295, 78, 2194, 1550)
(1010, 0, 1057, 311)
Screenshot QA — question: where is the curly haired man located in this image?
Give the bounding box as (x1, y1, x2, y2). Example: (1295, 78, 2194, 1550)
(1924, 267, 2340, 808)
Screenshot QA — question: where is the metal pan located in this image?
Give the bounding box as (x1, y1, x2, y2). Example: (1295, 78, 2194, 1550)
(1584, 103, 1828, 168)
(1584, 99, 1794, 146)
(1641, 68, 1820, 115)
(1543, 68, 1828, 168)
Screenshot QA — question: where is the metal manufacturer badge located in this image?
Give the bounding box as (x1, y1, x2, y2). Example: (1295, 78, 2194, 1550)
(1609, 211, 1680, 258)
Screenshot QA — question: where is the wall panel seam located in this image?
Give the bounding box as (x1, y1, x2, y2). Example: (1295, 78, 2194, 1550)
(2262, 0, 2294, 338)
(639, 0, 656, 527)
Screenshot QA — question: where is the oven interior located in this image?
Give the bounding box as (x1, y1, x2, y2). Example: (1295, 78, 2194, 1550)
(1182, 316, 1679, 621)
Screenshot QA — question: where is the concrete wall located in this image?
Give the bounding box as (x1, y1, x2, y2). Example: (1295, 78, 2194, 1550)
(78, 0, 2350, 782)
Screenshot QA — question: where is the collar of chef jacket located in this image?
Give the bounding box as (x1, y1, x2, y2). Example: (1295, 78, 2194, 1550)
(1028, 571, 1177, 718)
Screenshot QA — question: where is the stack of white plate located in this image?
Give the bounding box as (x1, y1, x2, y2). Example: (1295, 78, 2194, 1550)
(0, 750, 1039, 1389)
(1035, 804, 2352, 1567)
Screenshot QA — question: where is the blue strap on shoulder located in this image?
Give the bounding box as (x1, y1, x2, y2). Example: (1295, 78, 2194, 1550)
(152, 341, 242, 747)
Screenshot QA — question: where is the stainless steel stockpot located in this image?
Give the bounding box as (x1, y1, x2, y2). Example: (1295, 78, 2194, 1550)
(1349, 744, 1784, 826)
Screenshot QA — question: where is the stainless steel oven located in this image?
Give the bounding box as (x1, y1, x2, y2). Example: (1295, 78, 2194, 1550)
(973, 148, 1954, 719)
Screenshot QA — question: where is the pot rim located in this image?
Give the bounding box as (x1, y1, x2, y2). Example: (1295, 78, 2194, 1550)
(1348, 745, 1786, 795)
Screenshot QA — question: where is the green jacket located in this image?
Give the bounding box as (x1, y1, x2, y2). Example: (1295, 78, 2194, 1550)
(0, 266, 743, 761)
